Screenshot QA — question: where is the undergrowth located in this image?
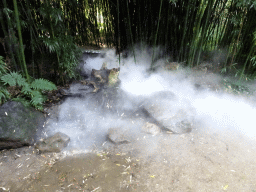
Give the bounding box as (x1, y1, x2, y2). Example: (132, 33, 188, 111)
(41, 35, 82, 84)
(220, 62, 256, 96)
(222, 79, 253, 96)
(0, 56, 57, 110)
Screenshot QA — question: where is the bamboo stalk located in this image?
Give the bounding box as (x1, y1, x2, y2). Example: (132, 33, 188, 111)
(13, 0, 30, 81)
(126, 0, 136, 63)
(0, 5, 18, 71)
(151, 0, 163, 70)
(178, 0, 190, 62)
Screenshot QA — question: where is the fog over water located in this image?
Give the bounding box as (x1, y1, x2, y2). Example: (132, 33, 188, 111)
(44, 49, 256, 154)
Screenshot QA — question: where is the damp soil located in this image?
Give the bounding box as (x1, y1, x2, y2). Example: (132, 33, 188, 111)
(1, 125, 256, 192)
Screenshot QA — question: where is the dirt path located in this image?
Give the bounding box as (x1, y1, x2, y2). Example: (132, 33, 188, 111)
(1, 127, 256, 192)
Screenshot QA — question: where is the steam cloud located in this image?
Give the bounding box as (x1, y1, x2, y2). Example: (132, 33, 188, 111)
(44, 48, 256, 155)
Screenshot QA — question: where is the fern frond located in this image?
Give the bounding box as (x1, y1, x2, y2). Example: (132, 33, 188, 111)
(30, 78, 57, 91)
(0, 87, 10, 104)
(12, 97, 30, 108)
(1, 72, 17, 86)
(1, 72, 27, 87)
(30, 90, 46, 110)
(15, 74, 28, 87)
(21, 83, 32, 95)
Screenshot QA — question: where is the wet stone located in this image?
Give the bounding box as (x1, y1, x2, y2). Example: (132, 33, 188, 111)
(35, 132, 70, 153)
(143, 91, 194, 134)
(107, 128, 133, 144)
(0, 101, 45, 150)
(141, 122, 161, 136)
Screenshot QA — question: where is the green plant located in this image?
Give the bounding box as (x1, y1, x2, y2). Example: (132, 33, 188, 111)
(13, 0, 29, 81)
(41, 35, 82, 84)
(0, 86, 10, 106)
(0, 56, 10, 105)
(0, 56, 8, 74)
(222, 79, 252, 96)
(220, 63, 238, 74)
(37, 3, 82, 84)
(0, 71, 57, 110)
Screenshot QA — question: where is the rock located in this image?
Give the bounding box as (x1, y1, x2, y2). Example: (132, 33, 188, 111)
(35, 132, 70, 153)
(143, 91, 194, 134)
(79, 66, 120, 93)
(107, 128, 133, 144)
(0, 101, 45, 150)
(0, 138, 30, 150)
(108, 67, 120, 87)
(141, 122, 161, 136)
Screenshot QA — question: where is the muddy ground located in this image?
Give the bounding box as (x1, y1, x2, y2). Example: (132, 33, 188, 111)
(1, 118, 256, 192)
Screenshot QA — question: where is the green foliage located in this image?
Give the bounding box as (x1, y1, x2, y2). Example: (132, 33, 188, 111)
(235, 0, 256, 9)
(41, 35, 82, 82)
(11, 97, 30, 108)
(0, 86, 10, 105)
(29, 90, 47, 109)
(38, 4, 82, 84)
(1, 73, 16, 86)
(0, 57, 10, 105)
(251, 56, 256, 67)
(0, 71, 57, 110)
(38, 6, 63, 31)
(220, 63, 238, 74)
(0, 56, 8, 75)
(1, 72, 27, 86)
(169, 0, 178, 4)
(20, 83, 32, 95)
(3, 7, 13, 17)
(222, 79, 252, 96)
(3, 0, 256, 90)
(30, 78, 57, 91)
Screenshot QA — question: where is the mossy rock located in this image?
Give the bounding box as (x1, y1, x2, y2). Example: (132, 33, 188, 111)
(0, 101, 45, 150)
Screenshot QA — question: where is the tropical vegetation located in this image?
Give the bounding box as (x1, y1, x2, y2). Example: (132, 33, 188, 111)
(0, 0, 256, 108)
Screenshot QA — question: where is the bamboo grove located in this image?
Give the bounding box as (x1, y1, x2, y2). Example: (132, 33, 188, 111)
(0, 0, 256, 84)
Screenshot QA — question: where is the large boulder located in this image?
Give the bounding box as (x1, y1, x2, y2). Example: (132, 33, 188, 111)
(0, 101, 45, 150)
(143, 91, 194, 134)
